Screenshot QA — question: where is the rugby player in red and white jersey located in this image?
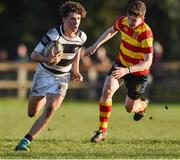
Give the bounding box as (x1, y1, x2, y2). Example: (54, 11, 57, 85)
(85, 0, 153, 142)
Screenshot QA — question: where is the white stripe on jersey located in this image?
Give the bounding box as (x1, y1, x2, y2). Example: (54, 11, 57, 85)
(34, 25, 87, 75)
(34, 42, 45, 53)
(47, 28, 60, 41)
(62, 53, 76, 60)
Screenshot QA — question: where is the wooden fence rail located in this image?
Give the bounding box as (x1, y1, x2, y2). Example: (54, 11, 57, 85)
(0, 62, 179, 99)
(0, 62, 111, 99)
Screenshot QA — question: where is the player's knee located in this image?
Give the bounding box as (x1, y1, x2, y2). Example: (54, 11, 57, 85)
(102, 89, 112, 100)
(28, 109, 39, 117)
(28, 112, 36, 118)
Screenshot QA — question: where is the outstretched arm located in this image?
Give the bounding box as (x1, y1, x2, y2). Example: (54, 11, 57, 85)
(85, 26, 118, 56)
(72, 48, 83, 82)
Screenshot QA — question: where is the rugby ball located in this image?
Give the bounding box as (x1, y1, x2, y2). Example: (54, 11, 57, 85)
(44, 40, 63, 65)
(44, 40, 63, 57)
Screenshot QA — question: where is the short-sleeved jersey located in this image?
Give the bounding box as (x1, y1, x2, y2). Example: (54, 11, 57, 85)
(113, 16, 153, 75)
(34, 25, 87, 75)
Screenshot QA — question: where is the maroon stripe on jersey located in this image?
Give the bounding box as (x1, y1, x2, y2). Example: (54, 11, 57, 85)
(119, 24, 134, 37)
(117, 17, 126, 28)
(100, 105, 112, 112)
(122, 40, 153, 53)
(138, 30, 153, 42)
(100, 117, 108, 122)
(120, 50, 143, 64)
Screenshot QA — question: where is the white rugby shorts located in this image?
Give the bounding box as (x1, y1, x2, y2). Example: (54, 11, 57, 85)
(29, 64, 70, 97)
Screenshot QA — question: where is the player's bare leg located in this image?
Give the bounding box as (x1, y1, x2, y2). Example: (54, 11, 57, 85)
(100, 76, 120, 102)
(29, 93, 64, 139)
(15, 93, 64, 151)
(125, 96, 149, 121)
(91, 76, 119, 142)
(28, 96, 46, 117)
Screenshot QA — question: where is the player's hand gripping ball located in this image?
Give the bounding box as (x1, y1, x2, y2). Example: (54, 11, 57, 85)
(44, 41, 64, 65)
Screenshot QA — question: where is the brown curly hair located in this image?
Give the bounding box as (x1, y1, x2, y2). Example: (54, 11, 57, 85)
(59, 1, 86, 18)
(127, 1, 146, 17)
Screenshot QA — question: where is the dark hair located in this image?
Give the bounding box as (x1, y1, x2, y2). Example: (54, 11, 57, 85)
(127, 0, 146, 17)
(59, 1, 86, 18)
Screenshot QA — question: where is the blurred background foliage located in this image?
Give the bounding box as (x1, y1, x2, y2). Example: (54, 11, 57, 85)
(0, 0, 180, 60)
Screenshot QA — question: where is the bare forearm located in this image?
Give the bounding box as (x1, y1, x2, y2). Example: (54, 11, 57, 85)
(128, 53, 153, 73)
(129, 61, 151, 73)
(72, 62, 79, 74)
(31, 51, 49, 63)
(85, 27, 117, 56)
(93, 27, 117, 50)
(72, 51, 80, 74)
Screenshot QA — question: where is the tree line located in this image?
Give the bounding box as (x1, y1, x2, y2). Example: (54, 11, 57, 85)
(0, 0, 180, 60)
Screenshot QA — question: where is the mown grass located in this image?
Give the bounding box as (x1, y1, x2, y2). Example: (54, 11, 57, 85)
(0, 98, 180, 159)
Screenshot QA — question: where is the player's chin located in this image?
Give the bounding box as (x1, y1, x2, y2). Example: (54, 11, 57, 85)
(72, 26, 78, 32)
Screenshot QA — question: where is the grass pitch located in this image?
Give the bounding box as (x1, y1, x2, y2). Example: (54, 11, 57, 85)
(0, 98, 180, 159)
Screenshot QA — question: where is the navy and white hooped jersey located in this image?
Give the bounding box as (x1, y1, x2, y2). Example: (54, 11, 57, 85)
(34, 25, 87, 75)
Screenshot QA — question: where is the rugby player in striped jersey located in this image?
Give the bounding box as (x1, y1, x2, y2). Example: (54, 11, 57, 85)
(15, 1, 87, 151)
(85, 0, 153, 143)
